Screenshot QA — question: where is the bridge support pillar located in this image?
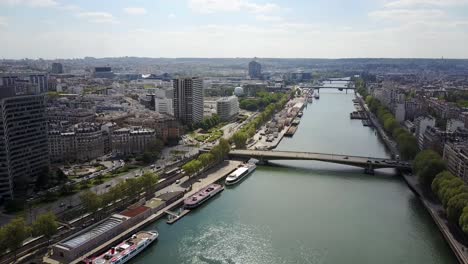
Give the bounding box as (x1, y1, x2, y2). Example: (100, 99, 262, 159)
(364, 166, 374, 175)
(257, 159, 269, 165)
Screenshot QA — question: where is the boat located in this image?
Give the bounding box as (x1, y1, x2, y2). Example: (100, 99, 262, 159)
(314, 93, 320, 99)
(184, 184, 224, 209)
(225, 163, 256, 185)
(92, 230, 158, 264)
(297, 111, 303, 117)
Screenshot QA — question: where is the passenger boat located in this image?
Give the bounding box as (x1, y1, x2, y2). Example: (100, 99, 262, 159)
(91, 230, 158, 264)
(184, 184, 224, 209)
(225, 163, 256, 185)
(314, 93, 320, 99)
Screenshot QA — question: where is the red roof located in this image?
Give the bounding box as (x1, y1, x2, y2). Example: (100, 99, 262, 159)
(120, 206, 149, 217)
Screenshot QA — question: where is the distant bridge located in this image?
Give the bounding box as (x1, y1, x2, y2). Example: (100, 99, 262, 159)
(309, 86, 354, 90)
(229, 149, 411, 174)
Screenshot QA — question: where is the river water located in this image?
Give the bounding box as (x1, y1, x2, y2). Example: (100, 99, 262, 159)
(133, 90, 456, 264)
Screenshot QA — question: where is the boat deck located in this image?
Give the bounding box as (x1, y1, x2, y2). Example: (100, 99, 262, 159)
(92, 231, 156, 264)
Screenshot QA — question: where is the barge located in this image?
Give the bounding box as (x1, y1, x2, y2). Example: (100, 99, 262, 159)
(183, 184, 224, 209)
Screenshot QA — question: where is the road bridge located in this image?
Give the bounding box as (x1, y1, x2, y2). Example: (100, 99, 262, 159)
(229, 149, 411, 174)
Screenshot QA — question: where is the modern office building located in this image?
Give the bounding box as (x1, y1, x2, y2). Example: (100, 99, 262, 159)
(93, 67, 115, 79)
(248, 60, 262, 79)
(29, 74, 49, 93)
(216, 96, 239, 121)
(155, 98, 174, 115)
(2, 74, 48, 94)
(0, 86, 49, 200)
(173, 77, 204, 124)
(51, 62, 64, 74)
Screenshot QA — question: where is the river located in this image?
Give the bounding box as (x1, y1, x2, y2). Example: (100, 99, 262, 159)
(133, 90, 456, 263)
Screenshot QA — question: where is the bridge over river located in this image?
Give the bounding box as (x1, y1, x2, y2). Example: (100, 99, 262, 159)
(229, 149, 411, 174)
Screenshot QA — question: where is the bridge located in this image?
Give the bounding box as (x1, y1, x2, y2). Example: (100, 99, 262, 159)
(228, 149, 411, 174)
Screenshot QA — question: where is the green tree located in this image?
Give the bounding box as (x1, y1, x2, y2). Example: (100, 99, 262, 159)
(198, 153, 215, 167)
(182, 160, 203, 176)
(4, 217, 31, 260)
(447, 193, 468, 223)
(232, 132, 248, 149)
(32, 212, 58, 244)
(417, 158, 446, 188)
(414, 150, 442, 174)
(140, 172, 159, 194)
(459, 206, 468, 235)
(79, 190, 102, 213)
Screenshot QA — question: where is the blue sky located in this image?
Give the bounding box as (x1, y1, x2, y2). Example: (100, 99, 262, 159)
(1, 0, 468, 58)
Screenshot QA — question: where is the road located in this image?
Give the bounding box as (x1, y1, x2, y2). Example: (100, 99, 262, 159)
(19, 144, 198, 225)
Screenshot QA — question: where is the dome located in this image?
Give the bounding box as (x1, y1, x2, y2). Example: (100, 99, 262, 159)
(234, 86, 244, 96)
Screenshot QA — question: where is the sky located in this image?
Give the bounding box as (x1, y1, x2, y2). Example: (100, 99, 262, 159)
(1, 0, 468, 59)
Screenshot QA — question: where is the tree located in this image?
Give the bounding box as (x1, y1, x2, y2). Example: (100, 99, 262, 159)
(417, 158, 446, 188)
(140, 172, 159, 194)
(4, 218, 30, 259)
(447, 193, 468, 223)
(232, 132, 248, 149)
(32, 212, 58, 243)
(79, 190, 102, 213)
(182, 160, 203, 176)
(198, 153, 215, 167)
(414, 150, 442, 174)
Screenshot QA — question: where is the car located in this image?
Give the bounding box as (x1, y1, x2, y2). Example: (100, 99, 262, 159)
(175, 179, 181, 184)
(59, 202, 66, 208)
(105, 184, 112, 188)
(343, 156, 349, 159)
(374, 161, 380, 164)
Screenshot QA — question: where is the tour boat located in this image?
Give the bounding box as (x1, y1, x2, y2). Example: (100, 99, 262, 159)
(91, 230, 158, 264)
(184, 184, 224, 209)
(225, 163, 256, 185)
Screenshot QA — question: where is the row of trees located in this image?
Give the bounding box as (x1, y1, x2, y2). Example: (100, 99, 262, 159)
(413, 150, 468, 236)
(194, 114, 221, 131)
(0, 212, 58, 258)
(232, 93, 290, 149)
(79, 171, 159, 215)
(366, 96, 418, 160)
(239, 92, 285, 111)
(182, 139, 231, 176)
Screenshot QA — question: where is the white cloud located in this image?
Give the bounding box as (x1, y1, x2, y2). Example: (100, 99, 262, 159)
(0, 0, 58, 7)
(369, 8, 445, 22)
(0, 16, 7, 27)
(385, 0, 468, 8)
(168, 13, 176, 19)
(188, 0, 280, 14)
(123, 7, 147, 15)
(77, 12, 118, 24)
(255, 14, 282, 22)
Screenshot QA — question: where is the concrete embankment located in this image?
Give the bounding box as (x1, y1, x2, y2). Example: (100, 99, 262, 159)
(403, 174, 468, 264)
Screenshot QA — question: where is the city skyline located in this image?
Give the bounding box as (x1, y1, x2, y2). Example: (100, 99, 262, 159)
(1, 0, 468, 59)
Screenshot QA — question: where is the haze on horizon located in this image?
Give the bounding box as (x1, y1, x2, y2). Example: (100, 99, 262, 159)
(1, 0, 468, 59)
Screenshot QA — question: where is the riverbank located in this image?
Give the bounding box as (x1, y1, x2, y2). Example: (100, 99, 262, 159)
(403, 174, 468, 264)
(356, 92, 467, 264)
(43, 160, 241, 264)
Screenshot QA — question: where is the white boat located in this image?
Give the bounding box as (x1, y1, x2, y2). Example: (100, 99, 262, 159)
(91, 231, 158, 264)
(225, 163, 256, 185)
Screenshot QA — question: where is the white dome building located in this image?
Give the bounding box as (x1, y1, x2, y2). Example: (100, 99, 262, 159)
(233, 86, 244, 97)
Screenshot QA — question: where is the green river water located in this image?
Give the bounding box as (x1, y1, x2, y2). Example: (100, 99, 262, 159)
(133, 91, 456, 264)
